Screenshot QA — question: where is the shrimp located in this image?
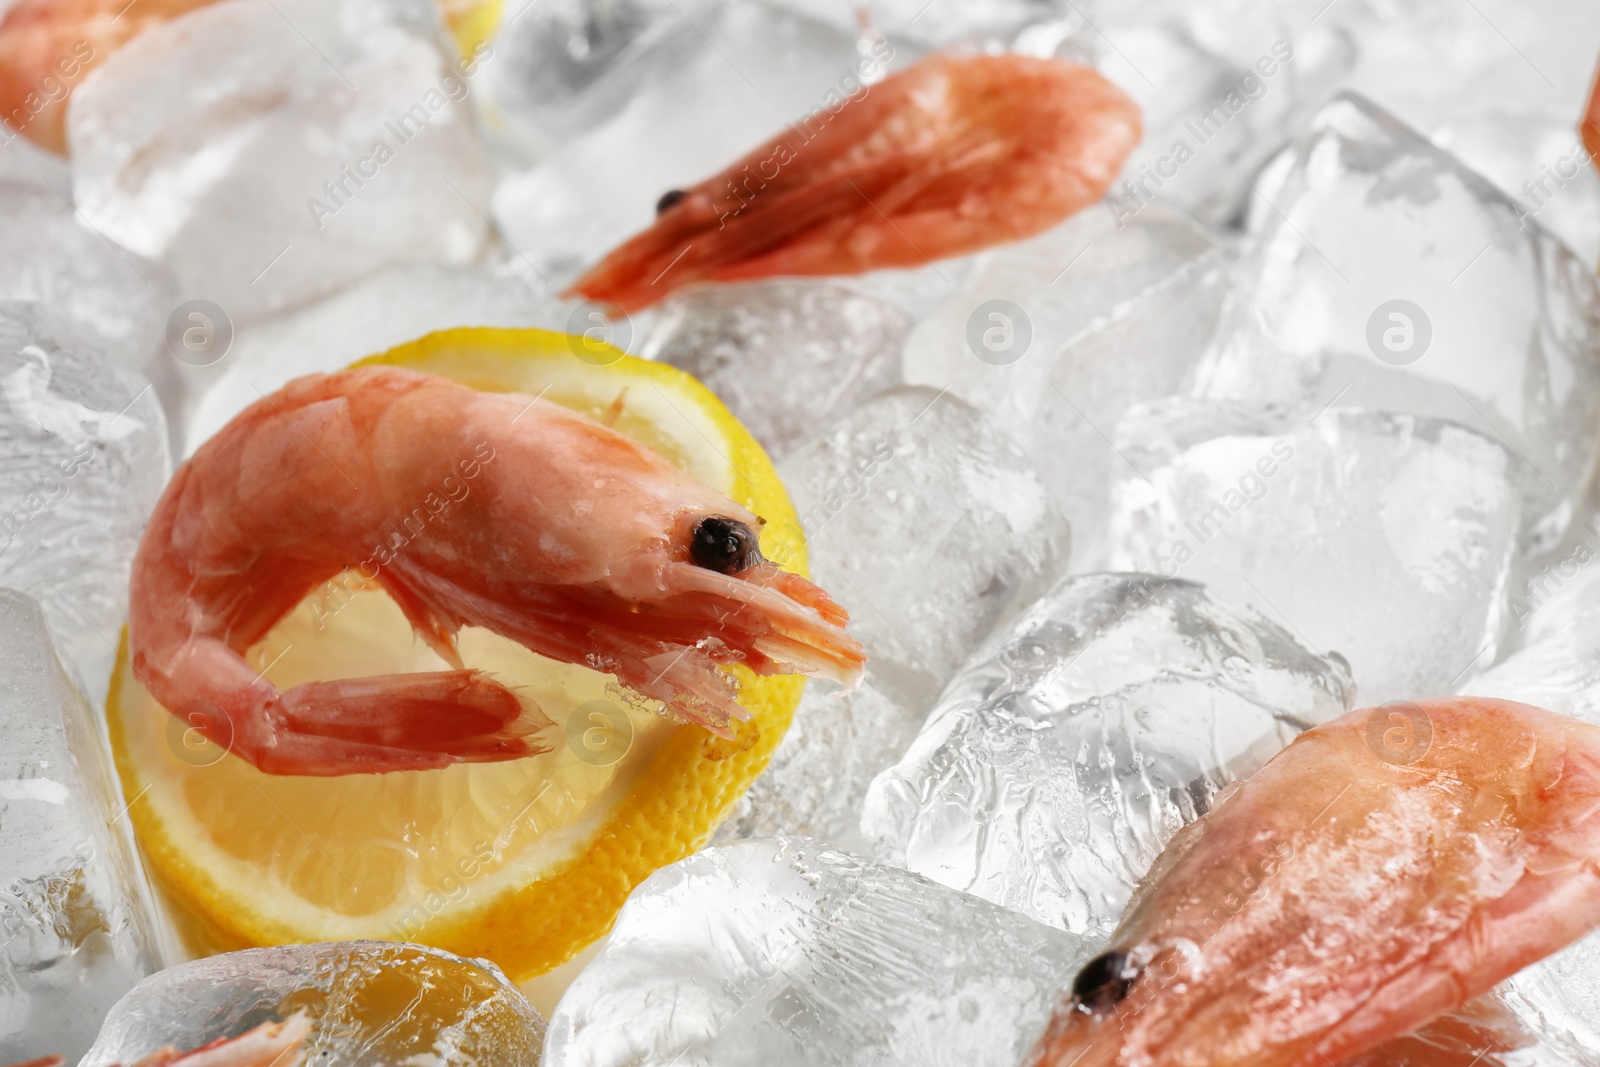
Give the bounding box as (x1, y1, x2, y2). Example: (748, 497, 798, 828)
(567, 53, 1141, 312)
(5, 1013, 309, 1067)
(0, 0, 217, 153)
(1583, 57, 1600, 170)
(1027, 697, 1600, 1067)
(128, 365, 864, 776)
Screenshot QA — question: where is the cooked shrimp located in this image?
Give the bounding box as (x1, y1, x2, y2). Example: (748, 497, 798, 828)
(0, 0, 217, 153)
(129, 365, 863, 776)
(4, 1013, 310, 1067)
(567, 53, 1141, 311)
(1028, 697, 1600, 1067)
(1583, 58, 1600, 168)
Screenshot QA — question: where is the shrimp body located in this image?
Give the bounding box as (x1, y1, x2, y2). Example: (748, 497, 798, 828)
(1029, 698, 1600, 1067)
(129, 365, 862, 776)
(568, 54, 1141, 311)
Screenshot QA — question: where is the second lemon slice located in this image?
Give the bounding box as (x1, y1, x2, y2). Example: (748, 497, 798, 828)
(107, 328, 808, 979)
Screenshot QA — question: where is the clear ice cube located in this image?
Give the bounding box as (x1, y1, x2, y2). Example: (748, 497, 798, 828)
(861, 573, 1353, 939)
(1465, 533, 1600, 723)
(775, 386, 1068, 708)
(543, 837, 1093, 1067)
(78, 941, 545, 1066)
(69, 0, 492, 323)
(715, 675, 914, 853)
(0, 179, 171, 370)
(903, 204, 1229, 571)
(1089, 0, 1356, 225)
(639, 281, 907, 460)
(0, 589, 162, 1064)
(491, 1, 887, 288)
(478, 0, 723, 162)
(1110, 400, 1520, 706)
(1504, 933, 1600, 1058)
(1188, 94, 1600, 551)
(0, 302, 171, 694)
(184, 262, 562, 450)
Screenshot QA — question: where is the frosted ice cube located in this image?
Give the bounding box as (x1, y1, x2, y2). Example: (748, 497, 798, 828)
(1504, 933, 1600, 1058)
(478, 0, 722, 162)
(1110, 400, 1519, 706)
(862, 573, 1352, 938)
(544, 837, 1093, 1067)
(775, 386, 1068, 709)
(1091, 0, 1356, 225)
(1325, 1, 1600, 263)
(185, 262, 562, 450)
(491, 2, 894, 288)
(69, 0, 491, 323)
(1465, 535, 1600, 723)
(0, 179, 172, 368)
(1188, 94, 1600, 551)
(763, 0, 1073, 48)
(0, 589, 162, 1064)
(0, 302, 171, 694)
(639, 281, 907, 460)
(715, 675, 914, 853)
(79, 941, 545, 1066)
(903, 205, 1228, 571)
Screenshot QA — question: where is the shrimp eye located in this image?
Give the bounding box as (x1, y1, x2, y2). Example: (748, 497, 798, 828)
(1072, 951, 1139, 1015)
(656, 189, 687, 214)
(690, 516, 764, 574)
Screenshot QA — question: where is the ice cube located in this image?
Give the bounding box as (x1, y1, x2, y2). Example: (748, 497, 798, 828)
(723, 390, 1063, 847)
(1324, 1, 1600, 264)
(639, 281, 907, 460)
(185, 262, 563, 450)
(762, 0, 1073, 49)
(543, 837, 1094, 1067)
(1110, 400, 1519, 706)
(0, 302, 171, 695)
(69, 0, 492, 324)
(775, 386, 1068, 709)
(0, 178, 172, 369)
(1465, 534, 1600, 723)
(715, 675, 913, 853)
(862, 573, 1352, 938)
(903, 204, 1229, 571)
(478, 0, 723, 162)
(0, 589, 162, 1064)
(491, 1, 901, 289)
(1504, 933, 1600, 1057)
(78, 941, 545, 1066)
(1188, 94, 1600, 551)
(1089, 0, 1356, 225)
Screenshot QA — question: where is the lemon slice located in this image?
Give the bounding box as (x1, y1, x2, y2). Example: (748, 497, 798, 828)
(438, 0, 502, 60)
(107, 328, 808, 979)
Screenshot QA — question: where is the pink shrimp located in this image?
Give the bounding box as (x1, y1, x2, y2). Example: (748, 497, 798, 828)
(0, 0, 218, 153)
(566, 53, 1141, 312)
(1583, 58, 1600, 169)
(5, 1013, 309, 1067)
(1027, 697, 1600, 1067)
(128, 364, 863, 776)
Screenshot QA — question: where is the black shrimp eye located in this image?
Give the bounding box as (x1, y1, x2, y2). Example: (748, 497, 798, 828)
(690, 516, 764, 575)
(656, 188, 687, 215)
(1072, 951, 1139, 1015)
